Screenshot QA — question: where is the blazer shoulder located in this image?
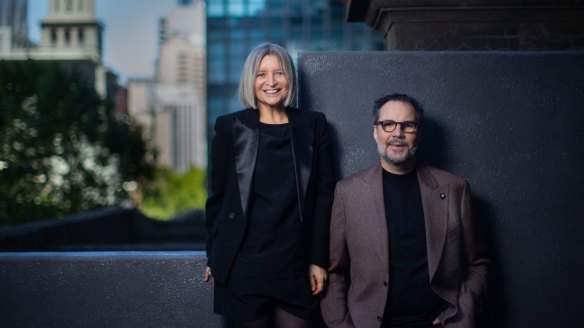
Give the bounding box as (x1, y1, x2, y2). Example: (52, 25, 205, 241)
(216, 109, 249, 122)
(214, 109, 250, 132)
(337, 165, 378, 189)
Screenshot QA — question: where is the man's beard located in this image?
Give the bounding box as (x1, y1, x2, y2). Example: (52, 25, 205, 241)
(378, 138, 417, 167)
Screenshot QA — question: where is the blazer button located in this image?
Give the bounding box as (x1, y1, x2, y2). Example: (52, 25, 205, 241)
(383, 281, 388, 287)
(440, 193, 446, 199)
(228, 212, 235, 220)
(377, 316, 382, 322)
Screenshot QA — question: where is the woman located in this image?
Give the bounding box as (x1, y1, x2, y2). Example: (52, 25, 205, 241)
(204, 43, 335, 327)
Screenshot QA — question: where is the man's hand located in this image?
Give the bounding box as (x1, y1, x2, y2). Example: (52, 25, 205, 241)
(204, 266, 213, 283)
(309, 264, 328, 295)
(432, 318, 442, 326)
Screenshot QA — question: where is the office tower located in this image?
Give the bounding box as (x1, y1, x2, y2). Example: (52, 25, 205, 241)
(128, 0, 207, 171)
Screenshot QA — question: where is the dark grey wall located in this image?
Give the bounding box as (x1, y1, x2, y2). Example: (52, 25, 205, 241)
(0, 252, 221, 328)
(298, 51, 584, 328)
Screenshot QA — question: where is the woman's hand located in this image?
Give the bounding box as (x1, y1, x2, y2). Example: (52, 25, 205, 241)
(204, 266, 213, 283)
(309, 264, 328, 295)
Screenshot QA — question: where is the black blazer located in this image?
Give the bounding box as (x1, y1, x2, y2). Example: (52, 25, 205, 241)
(205, 108, 335, 283)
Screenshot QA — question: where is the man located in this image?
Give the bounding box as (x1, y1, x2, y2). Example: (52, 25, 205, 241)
(321, 94, 489, 328)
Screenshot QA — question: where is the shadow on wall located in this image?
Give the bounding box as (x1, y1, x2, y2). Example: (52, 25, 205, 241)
(419, 118, 506, 327)
(473, 195, 507, 328)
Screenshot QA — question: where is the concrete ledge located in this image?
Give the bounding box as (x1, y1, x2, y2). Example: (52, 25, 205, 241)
(0, 251, 222, 328)
(0, 208, 206, 251)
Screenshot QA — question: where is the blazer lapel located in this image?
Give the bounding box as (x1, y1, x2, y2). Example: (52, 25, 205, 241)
(417, 166, 449, 282)
(363, 164, 390, 267)
(287, 109, 314, 221)
(233, 109, 259, 216)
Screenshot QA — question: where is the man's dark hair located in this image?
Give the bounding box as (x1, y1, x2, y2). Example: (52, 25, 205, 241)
(372, 93, 424, 124)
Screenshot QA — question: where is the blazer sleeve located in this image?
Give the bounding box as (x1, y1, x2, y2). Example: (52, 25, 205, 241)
(321, 182, 355, 328)
(309, 113, 336, 268)
(205, 115, 231, 266)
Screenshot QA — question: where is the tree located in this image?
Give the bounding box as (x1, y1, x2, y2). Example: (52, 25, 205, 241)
(140, 166, 206, 220)
(0, 60, 154, 226)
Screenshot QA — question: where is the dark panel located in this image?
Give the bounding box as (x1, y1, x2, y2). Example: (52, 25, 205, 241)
(298, 51, 584, 328)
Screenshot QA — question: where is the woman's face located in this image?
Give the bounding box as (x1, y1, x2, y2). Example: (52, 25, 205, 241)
(254, 54, 289, 111)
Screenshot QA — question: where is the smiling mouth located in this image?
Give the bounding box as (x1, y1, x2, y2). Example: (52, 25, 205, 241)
(263, 89, 281, 94)
(387, 141, 406, 147)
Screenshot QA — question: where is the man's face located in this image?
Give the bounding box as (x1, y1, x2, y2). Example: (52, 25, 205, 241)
(373, 100, 420, 172)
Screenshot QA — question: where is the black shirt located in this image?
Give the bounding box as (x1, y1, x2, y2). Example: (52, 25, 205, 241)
(236, 122, 304, 275)
(381, 168, 447, 328)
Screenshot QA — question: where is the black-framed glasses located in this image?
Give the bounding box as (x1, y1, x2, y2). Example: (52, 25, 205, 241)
(375, 120, 419, 133)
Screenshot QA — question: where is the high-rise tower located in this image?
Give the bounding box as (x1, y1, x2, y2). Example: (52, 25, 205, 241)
(128, 0, 207, 171)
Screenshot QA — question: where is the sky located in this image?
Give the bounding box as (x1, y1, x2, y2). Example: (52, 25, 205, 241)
(28, 0, 177, 84)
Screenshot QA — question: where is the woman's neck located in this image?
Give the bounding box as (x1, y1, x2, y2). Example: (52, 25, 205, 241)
(258, 105, 288, 124)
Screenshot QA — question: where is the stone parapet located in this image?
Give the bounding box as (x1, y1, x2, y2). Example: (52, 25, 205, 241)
(339, 0, 584, 50)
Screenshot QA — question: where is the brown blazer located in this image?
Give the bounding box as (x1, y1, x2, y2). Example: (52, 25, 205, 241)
(321, 164, 489, 328)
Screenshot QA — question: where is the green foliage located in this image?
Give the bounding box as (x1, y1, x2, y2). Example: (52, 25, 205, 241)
(140, 166, 206, 220)
(0, 60, 155, 226)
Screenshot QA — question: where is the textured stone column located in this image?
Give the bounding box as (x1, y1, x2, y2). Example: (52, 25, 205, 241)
(339, 0, 584, 50)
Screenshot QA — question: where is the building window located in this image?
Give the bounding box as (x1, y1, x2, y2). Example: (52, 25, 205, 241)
(78, 0, 84, 11)
(177, 53, 188, 84)
(78, 28, 84, 44)
(51, 28, 58, 46)
(65, 28, 71, 45)
(66, 0, 73, 12)
(55, 0, 60, 12)
(208, 0, 224, 17)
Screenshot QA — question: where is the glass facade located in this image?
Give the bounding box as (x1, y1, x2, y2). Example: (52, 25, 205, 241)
(206, 0, 385, 136)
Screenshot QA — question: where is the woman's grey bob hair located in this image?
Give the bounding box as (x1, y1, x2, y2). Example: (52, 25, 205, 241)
(238, 43, 296, 109)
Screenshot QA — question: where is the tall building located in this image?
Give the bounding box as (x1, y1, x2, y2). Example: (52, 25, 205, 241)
(0, 0, 28, 53)
(157, 0, 206, 107)
(127, 0, 207, 171)
(0, 0, 117, 102)
(206, 0, 385, 135)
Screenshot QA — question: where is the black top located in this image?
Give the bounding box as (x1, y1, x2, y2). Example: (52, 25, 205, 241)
(381, 168, 447, 327)
(216, 122, 316, 320)
(235, 122, 304, 275)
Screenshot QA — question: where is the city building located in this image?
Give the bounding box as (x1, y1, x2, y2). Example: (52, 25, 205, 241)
(206, 0, 385, 137)
(0, 0, 29, 51)
(127, 0, 207, 171)
(1, 0, 118, 102)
